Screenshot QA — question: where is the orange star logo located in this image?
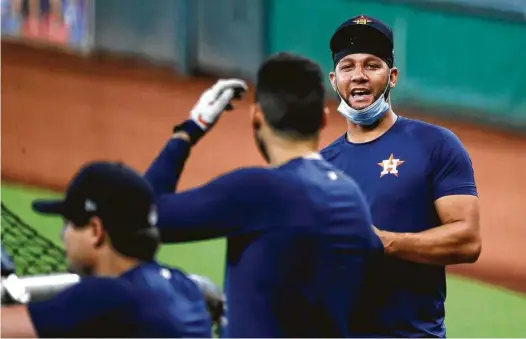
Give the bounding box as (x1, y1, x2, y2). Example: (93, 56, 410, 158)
(353, 15, 372, 25)
(377, 153, 405, 178)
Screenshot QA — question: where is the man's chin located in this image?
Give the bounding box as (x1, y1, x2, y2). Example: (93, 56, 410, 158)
(346, 99, 373, 110)
(350, 104, 371, 111)
(346, 95, 376, 110)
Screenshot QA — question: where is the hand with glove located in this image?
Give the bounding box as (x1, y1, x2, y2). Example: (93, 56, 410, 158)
(1, 274, 31, 305)
(173, 79, 248, 145)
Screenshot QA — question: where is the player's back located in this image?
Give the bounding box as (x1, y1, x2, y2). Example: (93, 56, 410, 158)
(223, 154, 383, 338)
(120, 261, 213, 338)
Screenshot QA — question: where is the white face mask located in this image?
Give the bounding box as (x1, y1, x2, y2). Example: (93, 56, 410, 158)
(336, 71, 391, 126)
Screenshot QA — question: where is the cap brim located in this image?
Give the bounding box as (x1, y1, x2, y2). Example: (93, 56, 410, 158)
(32, 199, 66, 215)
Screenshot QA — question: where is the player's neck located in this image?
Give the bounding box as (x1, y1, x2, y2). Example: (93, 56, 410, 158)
(346, 109, 397, 144)
(94, 251, 142, 277)
(266, 135, 319, 167)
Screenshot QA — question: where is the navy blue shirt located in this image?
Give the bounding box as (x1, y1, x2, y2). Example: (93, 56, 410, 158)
(321, 116, 478, 338)
(144, 134, 384, 338)
(28, 261, 212, 338)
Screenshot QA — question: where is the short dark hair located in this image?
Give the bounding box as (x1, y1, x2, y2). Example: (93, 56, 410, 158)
(255, 52, 325, 139)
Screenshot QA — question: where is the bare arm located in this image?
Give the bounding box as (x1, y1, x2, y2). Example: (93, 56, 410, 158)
(1, 305, 38, 338)
(376, 195, 481, 265)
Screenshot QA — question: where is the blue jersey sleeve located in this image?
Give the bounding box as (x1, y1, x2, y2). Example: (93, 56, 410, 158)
(27, 278, 138, 338)
(430, 129, 478, 200)
(145, 134, 289, 243)
(156, 167, 287, 243)
(144, 137, 191, 195)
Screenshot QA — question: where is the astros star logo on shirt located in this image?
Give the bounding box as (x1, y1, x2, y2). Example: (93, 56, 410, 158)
(377, 153, 405, 178)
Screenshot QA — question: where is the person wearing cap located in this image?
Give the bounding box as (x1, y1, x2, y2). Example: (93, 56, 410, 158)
(143, 53, 383, 337)
(1, 161, 213, 338)
(321, 15, 481, 338)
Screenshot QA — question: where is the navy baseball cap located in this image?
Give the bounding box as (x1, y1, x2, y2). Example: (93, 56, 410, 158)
(32, 161, 159, 240)
(330, 15, 394, 68)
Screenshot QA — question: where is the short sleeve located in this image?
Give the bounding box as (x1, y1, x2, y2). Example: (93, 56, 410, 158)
(28, 277, 138, 337)
(430, 129, 478, 200)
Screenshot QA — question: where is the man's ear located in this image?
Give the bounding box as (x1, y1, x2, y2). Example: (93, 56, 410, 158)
(251, 103, 264, 130)
(329, 71, 337, 92)
(389, 67, 399, 89)
(88, 216, 105, 248)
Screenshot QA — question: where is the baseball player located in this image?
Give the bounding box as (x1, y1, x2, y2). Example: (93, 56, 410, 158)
(321, 15, 482, 337)
(143, 52, 384, 337)
(1, 161, 213, 338)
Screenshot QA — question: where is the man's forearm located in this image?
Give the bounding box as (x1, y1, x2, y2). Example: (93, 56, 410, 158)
(144, 119, 207, 196)
(378, 221, 481, 266)
(144, 124, 199, 197)
(1, 305, 37, 338)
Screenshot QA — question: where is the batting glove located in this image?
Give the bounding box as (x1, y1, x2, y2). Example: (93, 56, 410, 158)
(1, 274, 31, 305)
(190, 78, 248, 129)
(173, 79, 248, 145)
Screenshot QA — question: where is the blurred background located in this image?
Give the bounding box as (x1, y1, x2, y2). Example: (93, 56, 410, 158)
(1, 0, 525, 337)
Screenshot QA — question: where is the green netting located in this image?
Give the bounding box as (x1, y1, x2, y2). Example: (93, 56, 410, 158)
(1, 202, 69, 276)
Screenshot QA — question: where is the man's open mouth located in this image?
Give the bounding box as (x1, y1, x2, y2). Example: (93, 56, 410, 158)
(351, 88, 372, 98)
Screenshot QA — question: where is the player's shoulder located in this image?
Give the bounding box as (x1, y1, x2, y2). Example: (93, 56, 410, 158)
(320, 134, 347, 161)
(41, 276, 143, 314)
(126, 261, 205, 300)
(78, 276, 139, 301)
(225, 166, 277, 182)
(134, 265, 213, 337)
(221, 166, 301, 192)
(161, 265, 207, 301)
(399, 116, 463, 147)
(78, 276, 133, 291)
